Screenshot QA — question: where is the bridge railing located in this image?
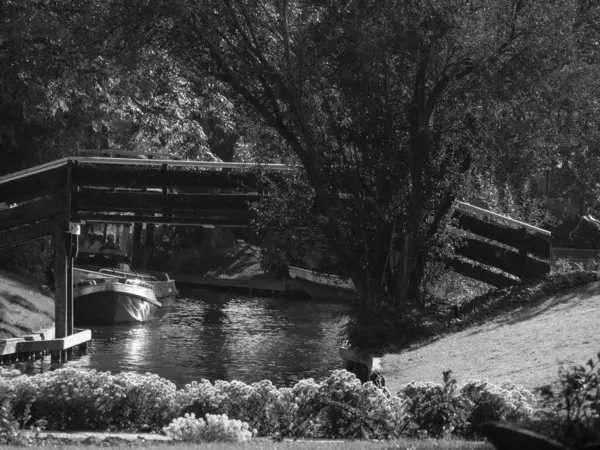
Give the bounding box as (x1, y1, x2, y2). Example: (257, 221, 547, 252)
(445, 202, 552, 287)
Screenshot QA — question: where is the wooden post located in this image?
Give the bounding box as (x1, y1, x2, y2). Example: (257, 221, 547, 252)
(65, 223, 79, 337)
(66, 238, 73, 337)
(53, 223, 68, 339)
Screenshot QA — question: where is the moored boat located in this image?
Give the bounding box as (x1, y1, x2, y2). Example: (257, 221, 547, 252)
(72, 222, 178, 325)
(73, 277, 161, 325)
(74, 252, 178, 306)
(287, 266, 357, 301)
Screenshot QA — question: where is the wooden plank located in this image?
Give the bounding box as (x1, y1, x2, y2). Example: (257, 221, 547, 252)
(74, 165, 166, 188)
(9, 329, 92, 353)
(0, 328, 56, 355)
(175, 275, 288, 292)
(0, 195, 68, 232)
(77, 149, 183, 160)
(53, 221, 68, 339)
(76, 190, 165, 213)
(170, 193, 260, 211)
(0, 158, 69, 185)
(74, 165, 271, 191)
(0, 166, 68, 204)
(455, 237, 551, 279)
(70, 156, 290, 171)
(445, 257, 519, 287)
(168, 170, 264, 191)
(0, 220, 57, 250)
(73, 213, 251, 227)
(75, 191, 260, 214)
(453, 211, 551, 259)
(456, 201, 551, 237)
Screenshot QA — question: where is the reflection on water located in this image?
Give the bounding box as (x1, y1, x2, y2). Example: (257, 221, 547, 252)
(14, 290, 351, 387)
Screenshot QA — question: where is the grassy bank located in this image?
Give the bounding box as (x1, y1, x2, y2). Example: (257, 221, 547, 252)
(0, 270, 54, 339)
(173, 243, 270, 280)
(382, 271, 600, 394)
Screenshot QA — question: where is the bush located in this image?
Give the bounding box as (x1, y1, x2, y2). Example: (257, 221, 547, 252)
(398, 372, 538, 439)
(0, 368, 181, 432)
(0, 365, 557, 442)
(531, 353, 600, 447)
(0, 368, 411, 440)
(163, 413, 253, 443)
(112, 372, 178, 430)
(398, 371, 471, 438)
(284, 370, 409, 440)
(460, 380, 537, 437)
(179, 370, 409, 440)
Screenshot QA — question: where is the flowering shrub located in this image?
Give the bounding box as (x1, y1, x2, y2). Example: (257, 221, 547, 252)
(0, 366, 545, 441)
(398, 372, 539, 439)
(532, 355, 600, 447)
(277, 370, 409, 440)
(0, 368, 181, 431)
(460, 380, 537, 436)
(398, 371, 471, 438)
(0, 368, 21, 379)
(113, 372, 178, 430)
(4, 368, 127, 430)
(163, 413, 253, 442)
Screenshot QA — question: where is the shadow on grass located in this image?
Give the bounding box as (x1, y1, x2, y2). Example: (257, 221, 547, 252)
(0, 322, 30, 336)
(0, 290, 53, 318)
(391, 271, 600, 353)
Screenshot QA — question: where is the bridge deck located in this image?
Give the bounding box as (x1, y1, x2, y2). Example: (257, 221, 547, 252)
(0, 156, 553, 290)
(0, 157, 291, 245)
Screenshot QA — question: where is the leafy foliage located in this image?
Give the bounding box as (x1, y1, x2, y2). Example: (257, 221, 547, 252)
(97, 0, 599, 351)
(1, 368, 410, 439)
(163, 413, 254, 443)
(0, 241, 49, 282)
(399, 371, 472, 438)
(533, 353, 600, 447)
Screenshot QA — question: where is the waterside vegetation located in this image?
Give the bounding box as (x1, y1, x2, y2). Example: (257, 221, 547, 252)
(2, 347, 600, 448)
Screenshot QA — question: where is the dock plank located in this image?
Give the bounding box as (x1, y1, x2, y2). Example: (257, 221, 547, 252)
(0, 329, 91, 355)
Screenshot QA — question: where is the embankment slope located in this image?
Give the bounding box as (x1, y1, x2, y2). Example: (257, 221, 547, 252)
(382, 282, 600, 393)
(0, 270, 54, 339)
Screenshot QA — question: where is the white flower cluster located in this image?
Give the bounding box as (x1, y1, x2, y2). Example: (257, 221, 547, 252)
(163, 413, 254, 442)
(0, 366, 541, 440)
(461, 380, 538, 421)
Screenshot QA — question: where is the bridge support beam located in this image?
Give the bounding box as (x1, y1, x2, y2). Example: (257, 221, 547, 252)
(53, 221, 79, 338)
(53, 222, 68, 339)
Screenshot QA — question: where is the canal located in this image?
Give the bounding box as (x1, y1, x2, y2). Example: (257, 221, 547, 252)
(16, 289, 352, 387)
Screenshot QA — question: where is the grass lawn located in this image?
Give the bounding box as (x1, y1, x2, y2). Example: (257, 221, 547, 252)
(0, 270, 54, 339)
(382, 278, 600, 394)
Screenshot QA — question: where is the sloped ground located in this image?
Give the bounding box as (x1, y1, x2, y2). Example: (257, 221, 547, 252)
(0, 270, 54, 339)
(382, 279, 600, 394)
(181, 242, 273, 280)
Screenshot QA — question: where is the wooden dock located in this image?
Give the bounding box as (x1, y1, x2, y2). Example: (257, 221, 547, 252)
(0, 328, 91, 364)
(175, 274, 295, 297)
(174, 271, 359, 301)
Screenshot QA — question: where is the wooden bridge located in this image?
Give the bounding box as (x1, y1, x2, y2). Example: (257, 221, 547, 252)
(0, 156, 552, 358)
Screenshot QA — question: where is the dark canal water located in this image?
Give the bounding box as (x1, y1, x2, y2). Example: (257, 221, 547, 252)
(14, 289, 352, 387)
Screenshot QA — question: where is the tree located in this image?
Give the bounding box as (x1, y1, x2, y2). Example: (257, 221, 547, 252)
(101, 0, 587, 351)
